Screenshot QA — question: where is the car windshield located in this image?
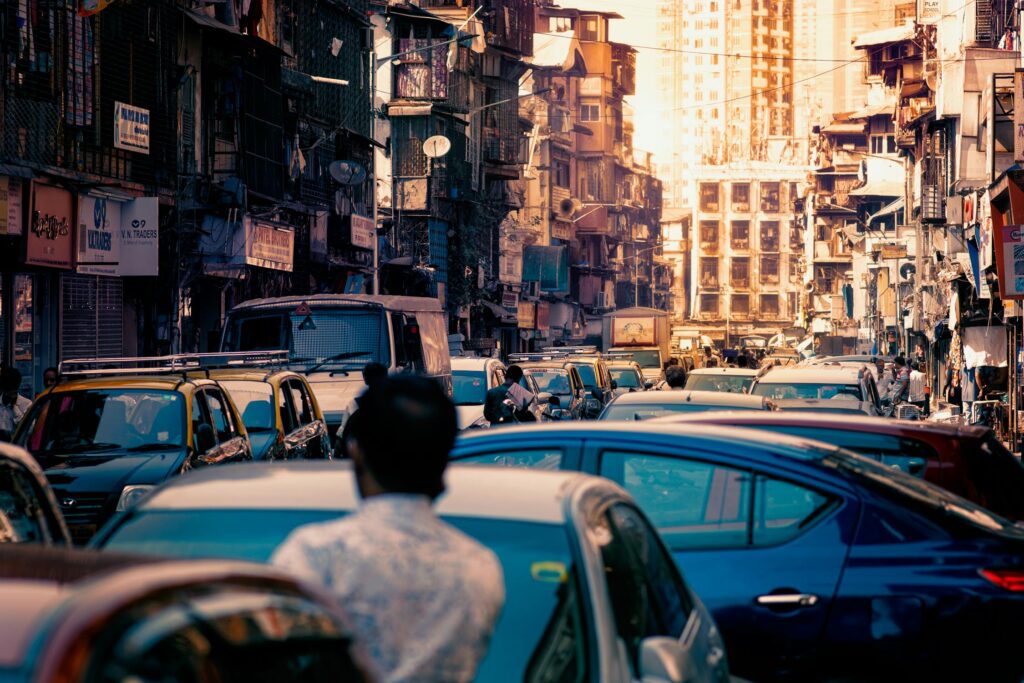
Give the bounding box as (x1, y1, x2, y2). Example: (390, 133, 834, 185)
(601, 401, 760, 420)
(452, 371, 488, 406)
(684, 374, 752, 393)
(529, 370, 572, 395)
(219, 381, 275, 431)
(628, 350, 662, 368)
(751, 382, 862, 401)
(221, 307, 390, 370)
(571, 363, 598, 388)
(609, 368, 642, 388)
(17, 390, 185, 456)
(99, 510, 577, 682)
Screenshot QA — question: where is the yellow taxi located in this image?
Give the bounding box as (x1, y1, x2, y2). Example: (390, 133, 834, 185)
(13, 370, 252, 544)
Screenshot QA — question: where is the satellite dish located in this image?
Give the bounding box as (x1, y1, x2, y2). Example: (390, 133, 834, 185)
(329, 160, 367, 186)
(900, 263, 917, 280)
(423, 135, 452, 159)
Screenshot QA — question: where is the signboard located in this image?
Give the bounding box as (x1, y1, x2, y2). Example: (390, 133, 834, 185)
(996, 224, 1024, 299)
(246, 219, 294, 272)
(0, 176, 23, 236)
(396, 179, 427, 211)
(114, 102, 150, 154)
(880, 243, 908, 259)
(536, 301, 550, 331)
(551, 220, 572, 241)
(611, 316, 657, 346)
(517, 301, 536, 329)
(119, 197, 159, 276)
(310, 211, 328, 261)
(918, 0, 940, 24)
(27, 184, 74, 269)
(77, 195, 121, 275)
(349, 213, 375, 250)
(1015, 70, 1024, 163)
(501, 290, 519, 310)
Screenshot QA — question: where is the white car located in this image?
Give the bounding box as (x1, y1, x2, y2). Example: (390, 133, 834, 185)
(750, 365, 882, 415)
(451, 357, 544, 429)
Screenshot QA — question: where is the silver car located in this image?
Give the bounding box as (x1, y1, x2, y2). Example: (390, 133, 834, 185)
(93, 463, 733, 683)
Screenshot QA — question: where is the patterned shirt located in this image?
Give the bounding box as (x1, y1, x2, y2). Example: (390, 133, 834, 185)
(271, 494, 505, 683)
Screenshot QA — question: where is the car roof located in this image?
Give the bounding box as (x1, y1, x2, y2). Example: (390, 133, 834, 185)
(607, 390, 768, 407)
(135, 462, 595, 525)
(451, 357, 502, 370)
(773, 399, 874, 414)
(47, 376, 198, 392)
(607, 362, 641, 369)
(654, 410, 989, 437)
(688, 367, 759, 377)
(230, 293, 443, 313)
(809, 354, 891, 363)
(756, 366, 865, 383)
(200, 369, 300, 383)
(521, 362, 572, 371)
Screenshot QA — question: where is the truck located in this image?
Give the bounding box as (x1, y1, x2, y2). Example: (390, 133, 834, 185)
(601, 307, 671, 383)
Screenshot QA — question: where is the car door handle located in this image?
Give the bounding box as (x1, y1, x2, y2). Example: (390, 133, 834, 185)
(756, 593, 819, 607)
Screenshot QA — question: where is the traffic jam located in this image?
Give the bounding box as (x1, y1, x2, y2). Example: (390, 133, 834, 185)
(1, 294, 1023, 683)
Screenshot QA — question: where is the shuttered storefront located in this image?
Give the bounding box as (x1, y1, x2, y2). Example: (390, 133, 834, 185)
(61, 275, 123, 360)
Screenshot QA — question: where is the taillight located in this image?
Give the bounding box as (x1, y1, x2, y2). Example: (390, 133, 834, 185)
(980, 568, 1024, 592)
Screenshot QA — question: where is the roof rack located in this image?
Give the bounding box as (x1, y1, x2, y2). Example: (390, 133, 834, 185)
(59, 351, 290, 377)
(508, 352, 569, 363)
(541, 345, 600, 356)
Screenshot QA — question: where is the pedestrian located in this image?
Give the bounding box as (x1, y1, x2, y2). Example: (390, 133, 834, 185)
(0, 366, 32, 442)
(272, 376, 504, 683)
(944, 365, 963, 407)
(908, 361, 927, 415)
(889, 356, 911, 404)
(42, 367, 59, 391)
(665, 365, 687, 389)
(483, 365, 535, 425)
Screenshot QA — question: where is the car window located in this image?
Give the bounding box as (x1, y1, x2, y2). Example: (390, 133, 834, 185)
(203, 390, 235, 442)
(610, 369, 642, 388)
(572, 364, 598, 389)
(453, 371, 488, 406)
(192, 393, 211, 452)
(0, 464, 54, 544)
(684, 374, 751, 393)
(595, 502, 693, 675)
(751, 383, 862, 400)
(287, 380, 314, 426)
(278, 384, 298, 434)
(761, 426, 935, 477)
(753, 475, 835, 546)
(456, 449, 563, 470)
(601, 402, 761, 421)
(220, 380, 275, 431)
(599, 452, 750, 549)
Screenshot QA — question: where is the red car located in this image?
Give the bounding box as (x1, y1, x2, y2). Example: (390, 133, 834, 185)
(0, 546, 376, 682)
(655, 412, 1024, 521)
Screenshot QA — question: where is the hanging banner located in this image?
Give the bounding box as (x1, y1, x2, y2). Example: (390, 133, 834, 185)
(119, 197, 159, 276)
(27, 184, 74, 269)
(113, 102, 150, 154)
(79, 0, 117, 16)
(77, 195, 122, 276)
(0, 177, 24, 236)
(996, 224, 1024, 299)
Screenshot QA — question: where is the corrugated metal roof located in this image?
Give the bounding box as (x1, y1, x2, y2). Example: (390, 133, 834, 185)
(853, 22, 914, 48)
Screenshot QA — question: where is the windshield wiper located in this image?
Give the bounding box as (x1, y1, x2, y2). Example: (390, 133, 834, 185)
(299, 351, 372, 375)
(125, 443, 182, 452)
(50, 442, 122, 455)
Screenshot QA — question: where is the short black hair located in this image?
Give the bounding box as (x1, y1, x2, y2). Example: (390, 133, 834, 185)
(665, 366, 687, 388)
(362, 362, 388, 387)
(1, 366, 22, 392)
(506, 365, 524, 383)
(895, 356, 906, 367)
(348, 375, 456, 499)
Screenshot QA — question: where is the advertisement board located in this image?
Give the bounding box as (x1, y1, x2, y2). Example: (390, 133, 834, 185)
(77, 195, 121, 275)
(612, 316, 656, 346)
(0, 177, 24, 235)
(114, 101, 150, 154)
(27, 184, 74, 269)
(350, 214, 375, 250)
(517, 301, 536, 329)
(996, 224, 1024, 299)
(119, 197, 159, 276)
(246, 219, 294, 272)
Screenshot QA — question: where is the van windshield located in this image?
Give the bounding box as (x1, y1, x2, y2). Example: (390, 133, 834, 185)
(222, 308, 390, 370)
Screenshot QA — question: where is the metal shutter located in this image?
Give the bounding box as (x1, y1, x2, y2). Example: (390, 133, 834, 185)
(61, 275, 123, 360)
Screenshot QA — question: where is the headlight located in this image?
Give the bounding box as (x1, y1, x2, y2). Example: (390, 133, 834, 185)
(116, 485, 155, 512)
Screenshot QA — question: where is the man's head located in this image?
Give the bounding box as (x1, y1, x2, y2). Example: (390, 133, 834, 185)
(895, 356, 906, 368)
(665, 365, 687, 389)
(345, 375, 457, 500)
(1, 366, 22, 407)
(505, 365, 524, 384)
(43, 367, 59, 389)
(362, 362, 388, 388)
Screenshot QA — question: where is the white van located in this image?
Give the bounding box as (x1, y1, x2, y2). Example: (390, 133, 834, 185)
(220, 294, 451, 439)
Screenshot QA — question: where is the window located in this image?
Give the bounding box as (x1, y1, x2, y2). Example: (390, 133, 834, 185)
(731, 293, 750, 316)
(788, 292, 798, 317)
(760, 221, 779, 251)
(278, 384, 298, 434)
(579, 102, 600, 122)
(700, 294, 719, 316)
(730, 257, 750, 288)
(286, 380, 314, 427)
(870, 135, 896, 155)
(753, 475, 835, 546)
(761, 255, 779, 283)
(456, 449, 563, 470)
(203, 390, 234, 443)
(699, 182, 720, 211)
(700, 257, 719, 288)
(731, 220, 750, 249)
(868, 47, 883, 76)
(759, 182, 780, 212)
(731, 183, 751, 211)
(789, 222, 802, 249)
(579, 159, 607, 201)
(760, 294, 780, 317)
(599, 453, 750, 550)
(699, 220, 719, 247)
(553, 157, 570, 188)
(579, 16, 600, 41)
(789, 254, 802, 283)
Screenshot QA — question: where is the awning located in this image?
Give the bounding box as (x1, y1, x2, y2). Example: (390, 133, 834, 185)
(530, 31, 580, 70)
(849, 179, 902, 197)
(0, 163, 34, 179)
(182, 8, 285, 54)
(822, 122, 867, 135)
(480, 299, 517, 322)
(853, 22, 914, 48)
(388, 104, 433, 117)
(868, 196, 904, 222)
(848, 102, 894, 119)
(899, 81, 929, 99)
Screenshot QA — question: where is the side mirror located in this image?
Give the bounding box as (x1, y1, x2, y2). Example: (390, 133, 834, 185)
(610, 380, 618, 390)
(639, 636, 685, 683)
(195, 423, 216, 455)
(547, 395, 562, 407)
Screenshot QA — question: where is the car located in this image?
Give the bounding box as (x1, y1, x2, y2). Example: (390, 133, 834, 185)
(0, 443, 70, 546)
(606, 359, 648, 396)
(772, 398, 877, 415)
(198, 365, 331, 460)
(750, 365, 882, 414)
(0, 545, 374, 682)
(683, 367, 768, 393)
(560, 353, 614, 417)
(14, 361, 253, 544)
(518, 360, 587, 419)
(802, 354, 892, 382)
(92, 462, 733, 683)
(448, 422, 1024, 682)
(760, 348, 800, 367)
(651, 411, 1024, 521)
(599, 390, 774, 420)
(451, 357, 545, 428)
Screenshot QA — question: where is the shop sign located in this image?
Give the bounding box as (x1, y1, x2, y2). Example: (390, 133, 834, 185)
(536, 301, 550, 331)
(978, 217, 994, 271)
(77, 195, 121, 276)
(551, 220, 572, 241)
(501, 290, 519, 310)
(0, 177, 24, 236)
(311, 211, 328, 261)
(350, 213, 375, 250)
(880, 243, 907, 259)
(246, 218, 294, 272)
(996, 224, 1024, 299)
(517, 301, 536, 330)
(917, 0, 940, 24)
(114, 102, 150, 155)
(27, 184, 74, 269)
(1016, 70, 1024, 162)
(119, 197, 159, 276)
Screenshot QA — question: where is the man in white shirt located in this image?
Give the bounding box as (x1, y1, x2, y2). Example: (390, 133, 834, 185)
(908, 360, 928, 416)
(273, 375, 505, 683)
(0, 367, 32, 441)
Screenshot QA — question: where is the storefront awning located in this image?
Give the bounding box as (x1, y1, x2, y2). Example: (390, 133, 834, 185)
(868, 196, 904, 222)
(899, 81, 929, 99)
(822, 122, 867, 135)
(853, 22, 914, 48)
(849, 179, 902, 197)
(848, 102, 894, 120)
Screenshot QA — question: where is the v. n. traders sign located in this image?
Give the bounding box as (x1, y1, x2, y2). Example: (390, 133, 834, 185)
(114, 102, 150, 155)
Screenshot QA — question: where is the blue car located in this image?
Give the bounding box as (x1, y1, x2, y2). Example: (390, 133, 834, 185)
(450, 423, 1024, 682)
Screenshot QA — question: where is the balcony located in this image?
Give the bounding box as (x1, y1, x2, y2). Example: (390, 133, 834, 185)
(611, 44, 637, 96)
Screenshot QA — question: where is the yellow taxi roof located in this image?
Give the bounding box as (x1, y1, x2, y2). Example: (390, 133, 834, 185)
(50, 375, 209, 393)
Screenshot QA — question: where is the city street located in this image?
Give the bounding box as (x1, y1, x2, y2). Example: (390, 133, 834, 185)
(2, 0, 1024, 681)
